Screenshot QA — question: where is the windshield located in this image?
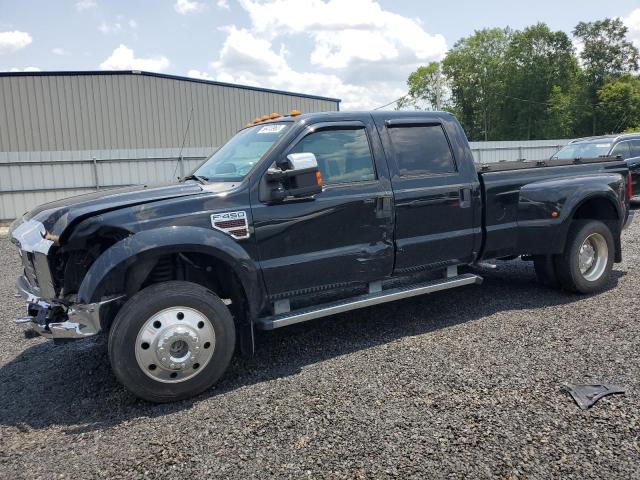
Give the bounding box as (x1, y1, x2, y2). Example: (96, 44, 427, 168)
(194, 123, 291, 181)
(552, 142, 612, 160)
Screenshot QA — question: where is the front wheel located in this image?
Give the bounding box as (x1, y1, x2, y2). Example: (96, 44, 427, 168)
(554, 220, 614, 294)
(108, 281, 236, 402)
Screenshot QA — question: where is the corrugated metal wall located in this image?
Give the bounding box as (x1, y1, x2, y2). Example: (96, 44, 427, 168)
(0, 71, 340, 220)
(0, 71, 339, 152)
(468, 139, 570, 164)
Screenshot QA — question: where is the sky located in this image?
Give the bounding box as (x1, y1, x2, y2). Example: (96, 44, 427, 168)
(1, 0, 639, 110)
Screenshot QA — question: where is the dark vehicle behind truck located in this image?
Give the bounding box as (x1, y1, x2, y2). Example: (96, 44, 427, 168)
(10, 111, 633, 402)
(553, 133, 640, 198)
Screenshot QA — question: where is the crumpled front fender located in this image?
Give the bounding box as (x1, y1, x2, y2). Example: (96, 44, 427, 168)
(76, 226, 265, 319)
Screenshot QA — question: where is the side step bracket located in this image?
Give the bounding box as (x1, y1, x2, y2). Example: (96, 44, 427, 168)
(257, 273, 483, 330)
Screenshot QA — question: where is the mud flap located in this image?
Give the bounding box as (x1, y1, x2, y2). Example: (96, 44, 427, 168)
(237, 319, 255, 357)
(615, 234, 622, 263)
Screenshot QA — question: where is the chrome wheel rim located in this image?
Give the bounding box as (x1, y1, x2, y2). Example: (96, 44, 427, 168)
(135, 307, 215, 383)
(578, 233, 608, 282)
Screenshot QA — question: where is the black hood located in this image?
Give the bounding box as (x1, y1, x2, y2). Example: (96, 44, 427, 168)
(21, 181, 235, 236)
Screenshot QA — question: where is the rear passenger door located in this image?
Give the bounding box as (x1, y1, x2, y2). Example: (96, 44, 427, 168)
(380, 119, 479, 273)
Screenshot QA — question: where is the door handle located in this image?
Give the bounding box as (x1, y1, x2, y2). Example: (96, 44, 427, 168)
(365, 195, 391, 207)
(374, 195, 393, 218)
(377, 195, 392, 210)
(459, 187, 472, 208)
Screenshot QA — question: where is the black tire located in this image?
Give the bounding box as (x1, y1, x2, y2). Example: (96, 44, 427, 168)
(533, 255, 560, 288)
(554, 220, 614, 294)
(108, 281, 236, 403)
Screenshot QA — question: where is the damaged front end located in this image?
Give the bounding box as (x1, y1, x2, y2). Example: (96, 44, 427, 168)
(15, 275, 123, 340)
(11, 218, 123, 340)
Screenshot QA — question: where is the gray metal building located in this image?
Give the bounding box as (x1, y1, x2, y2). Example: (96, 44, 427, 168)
(0, 70, 340, 220)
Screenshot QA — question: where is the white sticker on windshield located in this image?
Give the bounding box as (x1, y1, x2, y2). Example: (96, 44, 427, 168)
(257, 125, 286, 134)
(596, 144, 611, 148)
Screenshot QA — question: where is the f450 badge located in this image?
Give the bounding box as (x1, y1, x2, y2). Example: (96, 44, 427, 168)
(211, 211, 250, 239)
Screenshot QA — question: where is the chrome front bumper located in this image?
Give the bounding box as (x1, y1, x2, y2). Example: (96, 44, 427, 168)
(15, 275, 122, 340)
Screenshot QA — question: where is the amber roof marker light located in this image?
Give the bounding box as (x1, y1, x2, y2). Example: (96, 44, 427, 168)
(244, 109, 300, 128)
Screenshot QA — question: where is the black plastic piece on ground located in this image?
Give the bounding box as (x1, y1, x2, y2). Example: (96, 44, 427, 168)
(562, 383, 625, 409)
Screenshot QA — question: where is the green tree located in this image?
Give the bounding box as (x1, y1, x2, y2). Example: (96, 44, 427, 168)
(595, 74, 640, 134)
(544, 73, 591, 138)
(545, 86, 579, 139)
(501, 23, 581, 140)
(403, 17, 640, 140)
(400, 61, 449, 111)
(573, 18, 639, 134)
(441, 28, 511, 141)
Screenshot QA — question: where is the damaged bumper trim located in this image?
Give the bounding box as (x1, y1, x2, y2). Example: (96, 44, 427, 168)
(10, 218, 54, 254)
(15, 276, 124, 340)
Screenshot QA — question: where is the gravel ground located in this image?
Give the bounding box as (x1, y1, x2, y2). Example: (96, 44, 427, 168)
(0, 214, 639, 479)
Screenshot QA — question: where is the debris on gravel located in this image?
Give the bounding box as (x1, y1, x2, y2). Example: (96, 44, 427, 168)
(562, 383, 626, 410)
(0, 213, 639, 479)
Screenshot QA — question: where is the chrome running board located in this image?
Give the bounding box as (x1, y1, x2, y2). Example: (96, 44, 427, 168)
(257, 273, 483, 330)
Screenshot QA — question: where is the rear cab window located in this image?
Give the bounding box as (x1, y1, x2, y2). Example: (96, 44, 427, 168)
(387, 124, 457, 176)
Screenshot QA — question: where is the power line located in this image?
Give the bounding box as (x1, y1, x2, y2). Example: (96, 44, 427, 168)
(376, 87, 637, 117)
(374, 94, 409, 110)
(503, 92, 638, 109)
(502, 94, 554, 106)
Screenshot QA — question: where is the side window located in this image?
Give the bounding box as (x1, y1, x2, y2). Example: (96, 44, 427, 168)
(631, 140, 640, 158)
(289, 128, 376, 184)
(388, 125, 456, 176)
(611, 141, 631, 159)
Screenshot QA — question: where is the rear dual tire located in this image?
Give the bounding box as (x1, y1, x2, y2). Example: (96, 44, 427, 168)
(534, 220, 614, 294)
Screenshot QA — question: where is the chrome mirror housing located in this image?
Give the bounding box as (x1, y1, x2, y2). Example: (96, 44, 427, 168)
(284, 152, 318, 171)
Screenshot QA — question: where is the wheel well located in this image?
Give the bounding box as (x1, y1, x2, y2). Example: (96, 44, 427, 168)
(572, 197, 619, 222)
(118, 252, 250, 327)
(570, 196, 622, 263)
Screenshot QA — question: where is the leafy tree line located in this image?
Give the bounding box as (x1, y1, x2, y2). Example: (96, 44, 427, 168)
(398, 18, 640, 141)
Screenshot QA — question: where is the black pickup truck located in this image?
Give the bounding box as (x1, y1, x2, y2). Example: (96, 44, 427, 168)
(9, 111, 634, 402)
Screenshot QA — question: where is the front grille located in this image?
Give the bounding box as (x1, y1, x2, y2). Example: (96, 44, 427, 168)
(21, 251, 39, 287)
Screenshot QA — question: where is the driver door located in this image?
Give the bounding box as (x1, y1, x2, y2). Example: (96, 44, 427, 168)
(251, 120, 395, 297)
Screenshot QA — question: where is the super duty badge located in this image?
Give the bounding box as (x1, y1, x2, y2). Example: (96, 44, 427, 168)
(211, 211, 250, 239)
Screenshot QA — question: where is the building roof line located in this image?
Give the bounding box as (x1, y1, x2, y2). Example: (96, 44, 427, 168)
(0, 70, 342, 104)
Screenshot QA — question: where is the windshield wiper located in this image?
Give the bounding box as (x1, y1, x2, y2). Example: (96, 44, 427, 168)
(182, 174, 209, 184)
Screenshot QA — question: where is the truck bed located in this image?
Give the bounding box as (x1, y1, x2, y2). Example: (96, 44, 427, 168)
(477, 157, 628, 261)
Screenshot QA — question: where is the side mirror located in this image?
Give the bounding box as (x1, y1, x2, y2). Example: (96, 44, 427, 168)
(265, 153, 323, 202)
(278, 152, 318, 171)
